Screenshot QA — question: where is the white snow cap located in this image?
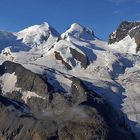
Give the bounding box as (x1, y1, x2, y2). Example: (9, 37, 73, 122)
(18, 22, 58, 35)
(15, 22, 59, 51)
(17, 22, 59, 44)
(61, 23, 95, 40)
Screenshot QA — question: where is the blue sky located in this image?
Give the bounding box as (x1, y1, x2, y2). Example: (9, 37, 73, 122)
(0, 0, 140, 40)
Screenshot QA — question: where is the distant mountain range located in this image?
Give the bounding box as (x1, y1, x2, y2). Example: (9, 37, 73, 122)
(0, 21, 140, 140)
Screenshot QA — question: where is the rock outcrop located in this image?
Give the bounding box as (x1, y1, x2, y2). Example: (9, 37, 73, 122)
(129, 27, 140, 52)
(0, 96, 58, 140)
(54, 51, 72, 70)
(108, 21, 140, 44)
(70, 48, 89, 69)
(0, 61, 50, 96)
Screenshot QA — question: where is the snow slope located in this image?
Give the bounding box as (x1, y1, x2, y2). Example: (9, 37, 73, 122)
(108, 36, 137, 54)
(0, 31, 30, 52)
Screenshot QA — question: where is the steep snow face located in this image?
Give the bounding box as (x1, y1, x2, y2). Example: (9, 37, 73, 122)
(0, 31, 30, 52)
(47, 39, 88, 69)
(16, 22, 60, 51)
(108, 36, 137, 54)
(61, 23, 95, 41)
(45, 23, 104, 70)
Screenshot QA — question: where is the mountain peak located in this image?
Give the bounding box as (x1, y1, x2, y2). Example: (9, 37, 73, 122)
(16, 22, 59, 49)
(18, 22, 59, 36)
(68, 23, 85, 31)
(61, 23, 95, 40)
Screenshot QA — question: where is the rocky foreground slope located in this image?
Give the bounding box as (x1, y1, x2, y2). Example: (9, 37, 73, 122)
(0, 61, 135, 140)
(0, 21, 140, 139)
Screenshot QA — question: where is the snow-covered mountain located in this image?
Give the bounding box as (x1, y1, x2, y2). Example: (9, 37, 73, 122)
(16, 22, 59, 51)
(108, 21, 140, 54)
(0, 22, 59, 53)
(61, 23, 95, 40)
(0, 21, 140, 139)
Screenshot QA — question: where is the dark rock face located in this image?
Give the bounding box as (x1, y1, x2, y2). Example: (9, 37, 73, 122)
(0, 61, 49, 97)
(0, 96, 58, 140)
(0, 61, 136, 140)
(108, 21, 140, 44)
(0, 61, 53, 114)
(70, 77, 87, 104)
(54, 51, 72, 70)
(70, 48, 89, 69)
(135, 33, 140, 52)
(0, 91, 134, 140)
(59, 106, 108, 140)
(129, 27, 140, 52)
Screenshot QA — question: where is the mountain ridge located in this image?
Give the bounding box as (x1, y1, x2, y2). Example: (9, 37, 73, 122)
(0, 21, 140, 139)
